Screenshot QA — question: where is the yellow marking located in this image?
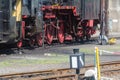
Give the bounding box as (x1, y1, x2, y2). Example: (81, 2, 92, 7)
(12, 9, 16, 17)
(12, 0, 22, 21)
(52, 4, 59, 6)
(95, 47, 101, 80)
(16, 0, 22, 21)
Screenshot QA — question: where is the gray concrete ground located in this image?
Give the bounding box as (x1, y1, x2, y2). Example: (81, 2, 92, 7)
(92, 31, 120, 38)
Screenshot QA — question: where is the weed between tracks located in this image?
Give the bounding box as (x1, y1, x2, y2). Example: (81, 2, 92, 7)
(0, 55, 69, 68)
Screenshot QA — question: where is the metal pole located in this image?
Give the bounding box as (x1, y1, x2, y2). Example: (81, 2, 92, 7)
(42, 22, 45, 48)
(100, 0, 109, 45)
(100, 0, 103, 34)
(105, 0, 109, 37)
(76, 69, 80, 80)
(40, 0, 45, 48)
(100, 0, 104, 44)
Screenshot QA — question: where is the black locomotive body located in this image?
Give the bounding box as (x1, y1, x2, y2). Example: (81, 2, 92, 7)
(0, 0, 18, 44)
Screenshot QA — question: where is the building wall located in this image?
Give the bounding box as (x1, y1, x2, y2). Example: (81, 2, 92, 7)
(109, 0, 120, 32)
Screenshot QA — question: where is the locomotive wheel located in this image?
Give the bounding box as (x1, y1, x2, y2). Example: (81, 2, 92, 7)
(57, 23, 64, 43)
(46, 25, 54, 45)
(86, 35, 91, 41)
(36, 33, 43, 47)
(17, 40, 22, 48)
(29, 39, 35, 47)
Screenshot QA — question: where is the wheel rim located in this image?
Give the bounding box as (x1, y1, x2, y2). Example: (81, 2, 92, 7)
(46, 25, 53, 44)
(36, 33, 43, 46)
(17, 41, 22, 48)
(58, 23, 64, 43)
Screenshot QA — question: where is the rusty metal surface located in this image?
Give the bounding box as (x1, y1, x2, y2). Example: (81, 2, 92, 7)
(0, 61, 119, 80)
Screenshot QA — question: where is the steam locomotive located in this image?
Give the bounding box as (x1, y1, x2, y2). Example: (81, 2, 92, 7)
(0, 0, 101, 48)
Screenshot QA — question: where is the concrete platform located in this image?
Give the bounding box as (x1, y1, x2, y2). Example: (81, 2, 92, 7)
(92, 31, 120, 38)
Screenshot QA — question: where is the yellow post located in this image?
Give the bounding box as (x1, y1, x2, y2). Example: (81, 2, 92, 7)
(95, 47, 101, 80)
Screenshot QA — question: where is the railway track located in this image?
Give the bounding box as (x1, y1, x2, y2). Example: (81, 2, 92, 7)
(0, 61, 119, 80)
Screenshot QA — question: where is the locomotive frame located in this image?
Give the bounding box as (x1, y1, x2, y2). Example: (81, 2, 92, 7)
(0, 0, 108, 48)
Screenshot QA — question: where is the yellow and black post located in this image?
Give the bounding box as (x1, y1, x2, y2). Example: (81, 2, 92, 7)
(12, 0, 22, 39)
(95, 47, 101, 80)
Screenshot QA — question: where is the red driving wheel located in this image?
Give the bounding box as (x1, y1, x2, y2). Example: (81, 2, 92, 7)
(46, 25, 54, 44)
(36, 33, 43, 47)
(58, 23, 64, 43)
(17, 40, 22, 48)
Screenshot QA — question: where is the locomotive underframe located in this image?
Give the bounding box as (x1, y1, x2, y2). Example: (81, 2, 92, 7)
(0, 0, 101, 48)
(40, 6, 98, 45)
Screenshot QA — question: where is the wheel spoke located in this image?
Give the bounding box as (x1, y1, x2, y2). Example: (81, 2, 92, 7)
(46, 25, 53, 44)
(58, 23, 64, 43)
(36, 33, 43, 47)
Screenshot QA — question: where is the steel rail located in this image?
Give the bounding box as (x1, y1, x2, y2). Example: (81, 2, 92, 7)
(0, 61, 119, 80)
